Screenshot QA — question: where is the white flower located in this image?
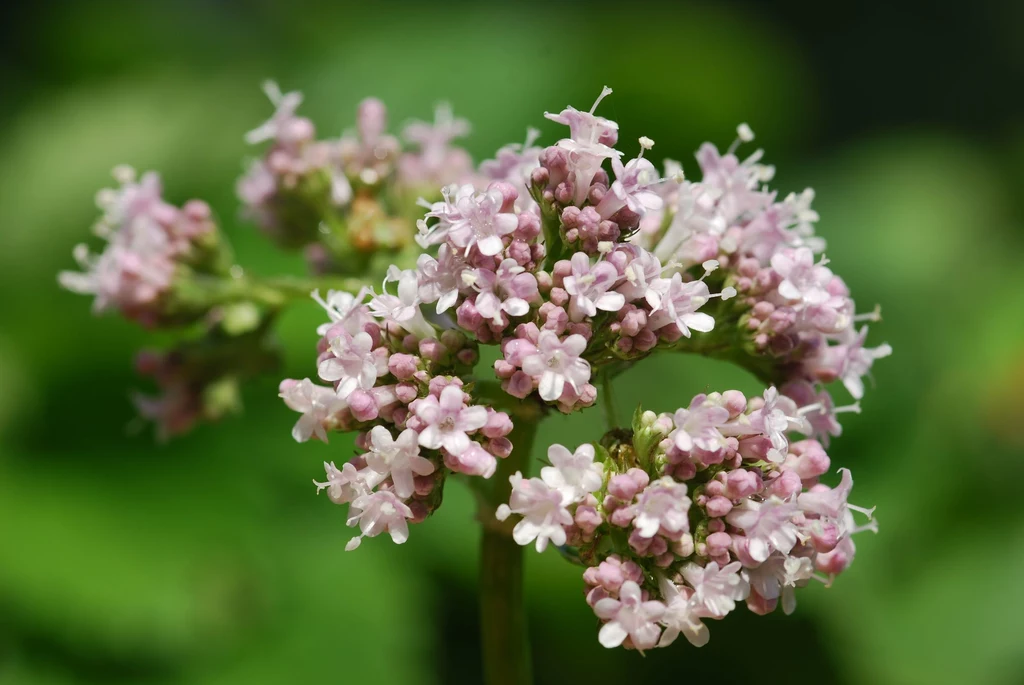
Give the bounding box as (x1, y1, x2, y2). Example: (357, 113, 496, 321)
(646, 273, 715, 337)
(368, 267, 436, 339)
(726, 497, 800, 563)
(314, 461, 382, 505)
(363, 427, 436, 499)
(657, 578, 709, 648)
(593, 580, 665, 651)
(681, 561, 749, 618)
(496, 472, 572, 552)
(540, 443, 604, 504)
(280, 379, 347, 443)
(632, 477, 692, 539)
(345, 490, 414, 551)
(520, 331, 591, 402)
(838, 326, 893, 400)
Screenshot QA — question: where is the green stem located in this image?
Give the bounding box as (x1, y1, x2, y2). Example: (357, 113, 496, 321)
(479, 400, 543, 685)
(177, 272, 371, 312)
(600, 369, 618, 430)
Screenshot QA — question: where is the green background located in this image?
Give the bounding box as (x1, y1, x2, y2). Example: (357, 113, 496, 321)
(2, 1, 1023, 683)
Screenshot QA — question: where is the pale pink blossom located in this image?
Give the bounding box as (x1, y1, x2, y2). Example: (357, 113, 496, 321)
(593, 580, 665, 650)
(412, 385, 487, 455)
(496, 472, 573, 552)
(345, 490, 414, 551)
(364, 426, 436, 499)
(520, 330, 591, 402)
(563, 252, 625, 321)
(540, 443, 604, 503)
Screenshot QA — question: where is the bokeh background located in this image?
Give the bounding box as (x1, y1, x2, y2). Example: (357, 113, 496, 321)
(3, 1, 1024, 683)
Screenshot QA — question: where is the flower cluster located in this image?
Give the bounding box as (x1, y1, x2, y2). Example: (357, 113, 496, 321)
(499, 387, 877, 650)
(285, 88, 888, 560)
(237, 82, 475, 272)
(59, 166, 230, 327)
(281, 287, 515, 548)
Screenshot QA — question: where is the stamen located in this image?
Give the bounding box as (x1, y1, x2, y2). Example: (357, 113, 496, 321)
(854, 304, 882, 322)
(590, 86, 613, 115)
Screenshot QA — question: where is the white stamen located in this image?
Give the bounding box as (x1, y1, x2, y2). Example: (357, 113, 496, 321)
(112, 164, 136, 185)
(597, 241, 614, 254)
(854, 304, 882, 322)
(737, 123, 755, 143)
(590, 86, 613, 114)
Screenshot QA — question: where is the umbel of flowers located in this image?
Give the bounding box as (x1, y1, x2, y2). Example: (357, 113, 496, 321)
(278, 87, 889, 652)
(60, 84, 480, 437)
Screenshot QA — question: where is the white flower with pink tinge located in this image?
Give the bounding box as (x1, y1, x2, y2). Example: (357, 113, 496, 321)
(563, 252, 626, 322)
(593, 580, 666, 651)
(520, 330, 592, 402)
(726, 496, 801, 563)
(280, 378, 347, 443)
(314, 461, 382, 505)
(771, 247, 833, 307)
(657, 578, 709, 648)
(368, 267, 436, 340)
(670, 394, 731, 453)
(345, 490, 414, 551)
(412, 385, 488, 455)
(838, 326, 893, 400)
(596, 145, 665, 220)
(540, 443, 604, 504)
(470, 258, 537, 325)
(496, 472, 573, 552)
(681, 561, 749, 618)
(744, 553, 816, 615)
(632, 477, 692, 538)
(364, 426, 436, 499)
(312, 287, 375, 338)
(420, 184, 517, 256)
(245, 81, 309, 146)
(416, 245, 467, 314)
(545, 87, 623, 205)
(318, 331, 385, 392)
(646, 273, 715, 337)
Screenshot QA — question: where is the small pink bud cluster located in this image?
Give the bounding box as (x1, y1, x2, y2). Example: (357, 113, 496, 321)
(497, 387, 877, 651)
(59, 167, 221, 327)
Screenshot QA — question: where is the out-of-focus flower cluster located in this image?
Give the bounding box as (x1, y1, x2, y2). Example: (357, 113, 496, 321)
(498, 388, 877, 650)
(282, 87, 889, 561)
(59, 166, 231, 327)
(237, 81, 476, 274)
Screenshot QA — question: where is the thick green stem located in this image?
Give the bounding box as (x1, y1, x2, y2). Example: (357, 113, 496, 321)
(479, 401, 543, 685)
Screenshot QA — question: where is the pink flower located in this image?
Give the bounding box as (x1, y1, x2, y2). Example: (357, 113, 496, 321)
(411, 385, 487, 455)
(314, 461, 382, 505)
(563, 252, 626, 322)
(470, 258, 538, 325)
(646, 273, 715, 337)
(416, 245, 468, 314)
(520, 330, 591, 402)
(318, 331, 385, 392)
(670, 394, 731, 453)
(368, 267, 436, 339)
(496, 472, 573, 552)
(771, 247, 833, 306)
(631, 477, 692, 539)
(593, 580, 665, 650)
